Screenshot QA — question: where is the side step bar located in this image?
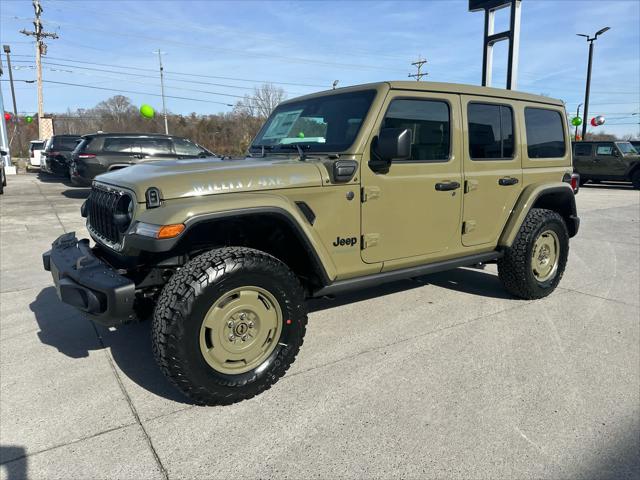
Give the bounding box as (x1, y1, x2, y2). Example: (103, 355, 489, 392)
(313, 251, 502, 297)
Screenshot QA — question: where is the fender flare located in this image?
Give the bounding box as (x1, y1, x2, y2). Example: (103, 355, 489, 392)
(126, 202, 336, 285)
(498, 182, 578, 247)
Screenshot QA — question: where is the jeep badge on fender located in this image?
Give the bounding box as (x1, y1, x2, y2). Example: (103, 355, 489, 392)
(333, 236, 358, 247)
(43, 81, 579, 405)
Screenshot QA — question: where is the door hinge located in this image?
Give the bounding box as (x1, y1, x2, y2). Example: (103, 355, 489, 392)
(361, 186, 381, 203)
(464, 179, 479, 193)
(361, 233, 380, 249)
(462, 220, 476, 234)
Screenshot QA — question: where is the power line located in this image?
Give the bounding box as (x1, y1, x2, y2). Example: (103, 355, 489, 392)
(36, 80, 236, 107)
(9, 58, 312, 95)
(10, 54, 330, 88)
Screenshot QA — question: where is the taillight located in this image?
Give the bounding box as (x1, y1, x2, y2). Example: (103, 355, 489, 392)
(31, 150, 34, 158)
(570, 174, 579, 193)
(78, 153, 96, 159)
(563, 172, 580, 194)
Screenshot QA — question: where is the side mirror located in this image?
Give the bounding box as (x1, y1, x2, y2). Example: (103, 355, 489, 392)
(0, 150, 7, 156)
(613, 149, 620, 157)
(369, 128, 411, 173)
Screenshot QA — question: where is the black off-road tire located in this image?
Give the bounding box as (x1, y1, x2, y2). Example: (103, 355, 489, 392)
(498, 208, 569, 300)
(632, 170, 640, 190)
(151, 247, 307, 405)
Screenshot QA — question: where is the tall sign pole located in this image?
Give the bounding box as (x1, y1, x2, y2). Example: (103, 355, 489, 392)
(469, 0, 522, 90)
(20, 0, 58, 139)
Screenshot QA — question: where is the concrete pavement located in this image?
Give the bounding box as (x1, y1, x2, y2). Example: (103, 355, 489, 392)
(1, 174, 638, 479)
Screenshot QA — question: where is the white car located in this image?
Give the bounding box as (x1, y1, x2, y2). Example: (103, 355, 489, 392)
(29, 140, 46, 169)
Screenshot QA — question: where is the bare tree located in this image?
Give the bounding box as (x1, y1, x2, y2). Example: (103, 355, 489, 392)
(234, 83, 286, 118)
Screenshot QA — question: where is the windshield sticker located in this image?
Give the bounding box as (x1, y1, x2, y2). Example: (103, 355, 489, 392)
(262, 109, 304, 140)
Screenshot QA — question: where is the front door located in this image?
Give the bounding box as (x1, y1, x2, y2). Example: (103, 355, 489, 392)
(461, 97, 523, 247)
(573, 142, 594, 177)
(593, 143, 626, 179)
(361, 91, 462, 264)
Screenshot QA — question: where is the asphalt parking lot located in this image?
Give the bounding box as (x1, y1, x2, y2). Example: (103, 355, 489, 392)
(1, 173, 639, 480)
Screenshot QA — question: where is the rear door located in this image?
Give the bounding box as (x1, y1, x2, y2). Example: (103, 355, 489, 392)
(461, 97, 522, 246)
(360, 91, 463, 263)
(573, 143, 593, 176)
(134, 138, 176, 163)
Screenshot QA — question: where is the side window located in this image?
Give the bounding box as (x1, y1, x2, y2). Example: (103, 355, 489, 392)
(137, 138, 173, 156)
(524, 107, 566, 158)
(596, 144, 613, 156)
(103, 138, 134, 153)
(468, 103, 515, 160)
(574, 144, 592, 156)
(173, 138, 206, 157)
(382, 99, 450, 162)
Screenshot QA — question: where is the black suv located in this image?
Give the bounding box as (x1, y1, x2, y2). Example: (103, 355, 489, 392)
(69, 133, 217, 186)
(42, 135, 82, 176)
(573, 141, 640, 189)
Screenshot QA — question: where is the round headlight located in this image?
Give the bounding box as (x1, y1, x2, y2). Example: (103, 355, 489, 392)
(114, 194, 134, 232)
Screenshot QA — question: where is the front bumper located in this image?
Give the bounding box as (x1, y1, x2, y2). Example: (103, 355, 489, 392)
(43, 232, 136, 327)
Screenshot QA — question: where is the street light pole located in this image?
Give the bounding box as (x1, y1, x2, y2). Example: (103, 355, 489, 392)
(578, 27, 610, 141)
(155, 49, 169, 135)
(575, 103, 582, 141)
(2, 45, 18, 146)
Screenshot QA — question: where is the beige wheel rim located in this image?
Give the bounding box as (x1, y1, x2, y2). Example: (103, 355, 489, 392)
(531, 230, 560, 282)
(199, 286, 283, 375)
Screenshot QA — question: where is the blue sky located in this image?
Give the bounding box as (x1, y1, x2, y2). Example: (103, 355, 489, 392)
(1, 0, 639, 137)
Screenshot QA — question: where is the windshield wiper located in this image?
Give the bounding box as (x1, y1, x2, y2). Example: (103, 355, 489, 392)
(275, 144, 312, 161)
(248, 144, 275, 158)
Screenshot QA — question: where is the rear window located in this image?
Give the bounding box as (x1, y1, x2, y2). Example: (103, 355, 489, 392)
(574, 143, 592, 156)
(136, 138, 173, 155)
(524, 108, 565, 158)
(468, 103, 515, 160)
(103, 138, 135, 153)
(30, 142, 45, 150)
(52, 137, 81, 151)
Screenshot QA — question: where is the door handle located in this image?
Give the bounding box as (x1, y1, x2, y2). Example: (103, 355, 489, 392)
(498, 177, 519, 186)
(435, 181, 461, 191)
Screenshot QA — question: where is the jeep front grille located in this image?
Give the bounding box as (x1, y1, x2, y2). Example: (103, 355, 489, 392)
(87, 184, 126, 247)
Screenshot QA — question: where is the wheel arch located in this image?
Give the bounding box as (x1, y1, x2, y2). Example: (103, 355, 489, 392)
(499, 182, 578, 247)
(173, 207, 333, 292)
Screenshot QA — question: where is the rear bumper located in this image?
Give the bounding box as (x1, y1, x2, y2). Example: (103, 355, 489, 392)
(569, 215, 580, 237)
(43, 232, 136, 327)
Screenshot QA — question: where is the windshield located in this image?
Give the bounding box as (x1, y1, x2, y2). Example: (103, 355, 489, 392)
(251, 90, 376, 153)
(617, 142, 638, 154)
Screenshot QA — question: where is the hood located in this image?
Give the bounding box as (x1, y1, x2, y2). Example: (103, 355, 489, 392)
(96, 156, 324, 201)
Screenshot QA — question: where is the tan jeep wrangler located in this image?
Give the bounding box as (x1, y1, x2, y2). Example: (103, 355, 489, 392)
(43, 82, 579, 405)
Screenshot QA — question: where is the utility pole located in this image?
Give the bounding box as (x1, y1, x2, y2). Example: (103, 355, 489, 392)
(408, 57, 428, 81)
(577, 27, 610, 141)
(155, 49, 169, 135)
(20, 0, 58, 139)
(2, 45, 18, 146)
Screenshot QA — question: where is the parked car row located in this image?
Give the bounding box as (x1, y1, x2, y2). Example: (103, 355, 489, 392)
(32, 132, 218, 185)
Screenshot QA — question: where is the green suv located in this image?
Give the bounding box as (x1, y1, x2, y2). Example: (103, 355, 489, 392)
(43, 82, 580, 404)
(573, 141, 640, 188)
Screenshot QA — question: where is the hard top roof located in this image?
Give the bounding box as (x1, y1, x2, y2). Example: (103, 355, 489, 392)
(281, 81, 565, 107)
(82, 132, 174, 138)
